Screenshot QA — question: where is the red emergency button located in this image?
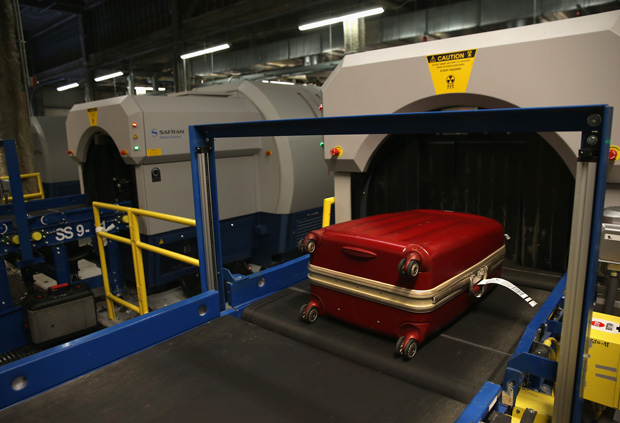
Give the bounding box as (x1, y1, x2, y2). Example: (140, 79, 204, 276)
(265, 150, 272, 156)
(610, 145, 620, 162)
(330, 146, 343, 157)
(67, 150, 73, 155)
(120, 150, 128, 156)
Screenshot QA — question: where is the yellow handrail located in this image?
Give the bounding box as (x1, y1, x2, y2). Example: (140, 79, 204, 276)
(92, 201, 198, 320)
(322, 197, 335, 228)
(0, 172, 45, 203)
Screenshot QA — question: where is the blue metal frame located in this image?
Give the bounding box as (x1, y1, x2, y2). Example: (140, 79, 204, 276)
(456, 381, 502, 423)
(0, 289, 220, 410)
(188, 105, 612, 422)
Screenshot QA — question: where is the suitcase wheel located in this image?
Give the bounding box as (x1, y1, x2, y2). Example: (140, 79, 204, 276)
(404, 339, 418, 360)
(305, 239, 316, 254)
(398, 258, 420, 278)
(395, 336, 406, 357)
(299, 304, 319, 323)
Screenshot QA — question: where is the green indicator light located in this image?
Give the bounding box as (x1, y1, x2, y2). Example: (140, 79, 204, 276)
(134, 145, 140, 151)
(319, 141, 324, 148)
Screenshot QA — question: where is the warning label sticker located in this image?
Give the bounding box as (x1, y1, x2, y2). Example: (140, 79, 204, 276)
(147, 148, 162, 157)
(87, 108, 98, 126)
(592, 317, 620, 334)
(426, 49, 477, 95)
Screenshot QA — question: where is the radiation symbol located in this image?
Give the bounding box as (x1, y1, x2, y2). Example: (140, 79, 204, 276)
(446, 75, 455, 89)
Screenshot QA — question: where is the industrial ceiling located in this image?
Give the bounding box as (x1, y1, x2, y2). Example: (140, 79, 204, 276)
(18, 0, 620, 98)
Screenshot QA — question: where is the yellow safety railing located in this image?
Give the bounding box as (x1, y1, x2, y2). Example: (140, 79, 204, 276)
(93, 201, 198, 320)
(0, 172, 45, 203)
(322, 197, 335, 228)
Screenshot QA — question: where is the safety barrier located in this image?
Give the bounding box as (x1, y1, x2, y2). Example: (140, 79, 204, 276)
(92, 202, 198, 320)
(0, 172, 45, 203)
(322, 197, 335, 228)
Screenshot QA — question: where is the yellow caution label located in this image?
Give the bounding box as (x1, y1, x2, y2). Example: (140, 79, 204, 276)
(147, 148, 161, 157)
(87, 108, 98, 126)
(426, 49, 477, 94)
(158, 239, 164, 245)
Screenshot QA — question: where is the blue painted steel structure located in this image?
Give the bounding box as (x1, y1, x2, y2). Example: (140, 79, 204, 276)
(0, 106, 611, 421)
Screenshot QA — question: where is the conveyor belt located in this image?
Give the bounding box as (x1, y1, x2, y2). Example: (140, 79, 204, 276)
(0, 269, 557, 422)
(242, 270, 556, 405)
(0, 315, 465, 423)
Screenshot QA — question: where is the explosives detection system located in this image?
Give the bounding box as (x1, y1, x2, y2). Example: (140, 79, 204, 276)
(66, 81, 333, 289)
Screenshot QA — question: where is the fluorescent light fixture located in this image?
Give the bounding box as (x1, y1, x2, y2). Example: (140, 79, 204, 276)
(158, 87, 166, 91)
(299, 7, 384, 31)
(180, 43, 230, 60)
(57, 82, 79, 92)
(135, 86, 154, 95)
(269, 81, 295, 85)
(94, 71, 123, 82)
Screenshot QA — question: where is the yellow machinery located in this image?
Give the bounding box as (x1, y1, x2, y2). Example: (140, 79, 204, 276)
(583, 312, 620, 410)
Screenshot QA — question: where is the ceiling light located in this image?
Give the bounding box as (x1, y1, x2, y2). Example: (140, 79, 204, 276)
(158, 87, 166, 91)
(180, 43, 230, 60)
(269, 81, 295, 85)
(299, 7, 384, 31)
(135, 86, 154, 95)
(94, 71, 123, 82)
(57, 82, 79, 92)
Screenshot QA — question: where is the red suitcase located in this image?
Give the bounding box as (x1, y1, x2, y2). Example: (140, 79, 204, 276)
(298, 209, 505, 359)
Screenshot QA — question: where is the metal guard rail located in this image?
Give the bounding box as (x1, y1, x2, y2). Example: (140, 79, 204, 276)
(0, 172, 45, 203)
(92, 201, 198, 320)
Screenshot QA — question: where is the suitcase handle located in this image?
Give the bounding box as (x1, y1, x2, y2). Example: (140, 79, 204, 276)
(341, 246, 377, 259)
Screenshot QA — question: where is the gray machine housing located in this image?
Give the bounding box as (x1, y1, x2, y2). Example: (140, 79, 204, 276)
(322, 11, 620, 223)
(31, 116, 80, 197)
(66, 81, 332, 237)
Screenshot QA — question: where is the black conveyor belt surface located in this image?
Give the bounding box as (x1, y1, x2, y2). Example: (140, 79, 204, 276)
(242, 274, 555, 405)
(0, 316, 466, 423)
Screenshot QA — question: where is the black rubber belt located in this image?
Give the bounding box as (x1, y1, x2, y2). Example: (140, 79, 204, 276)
(0, 316, 466, 423)
(242, 273, 556, 405)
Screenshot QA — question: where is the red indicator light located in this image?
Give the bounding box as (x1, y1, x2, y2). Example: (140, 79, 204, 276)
(319, 104, 323, 111)
(132, 122, 138, 128)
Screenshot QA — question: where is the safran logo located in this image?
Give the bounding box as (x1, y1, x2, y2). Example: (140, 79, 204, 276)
(151, 128, 185, 138)
(151, 128, 185, 139)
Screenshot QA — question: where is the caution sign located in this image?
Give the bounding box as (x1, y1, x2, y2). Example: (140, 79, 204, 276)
(147, 148, 161, 157)
(87, 108, 98, 126)
(426, 49, 477, 95)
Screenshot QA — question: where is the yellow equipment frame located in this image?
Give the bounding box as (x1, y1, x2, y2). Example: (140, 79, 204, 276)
(0, 172, 45, 203)
(92, 202, 198, 320)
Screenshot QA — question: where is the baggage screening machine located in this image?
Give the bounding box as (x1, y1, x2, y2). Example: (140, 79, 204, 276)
(66, 81, 333, 291)
(319, 10, 620, 422)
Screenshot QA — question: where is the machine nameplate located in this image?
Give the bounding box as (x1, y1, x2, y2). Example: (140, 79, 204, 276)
(55, 224, 90, 242)
(426, 49, 477, 95)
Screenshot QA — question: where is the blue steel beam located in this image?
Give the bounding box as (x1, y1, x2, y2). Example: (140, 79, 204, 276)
(192, 105, 608, 139)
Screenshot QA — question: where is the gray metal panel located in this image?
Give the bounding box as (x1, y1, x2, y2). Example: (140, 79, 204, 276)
(481, 0, 533, 25)
(427, 0, 480, 34)
(382, 11, 427, 42)
(31, 116, 79, 184)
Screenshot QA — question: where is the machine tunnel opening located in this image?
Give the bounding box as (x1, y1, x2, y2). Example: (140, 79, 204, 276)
(351, 132, 574, 273)
(83, 133, 138, 206)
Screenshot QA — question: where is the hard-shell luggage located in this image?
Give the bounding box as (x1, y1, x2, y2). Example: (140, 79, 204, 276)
(298, 209, 505, 359)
